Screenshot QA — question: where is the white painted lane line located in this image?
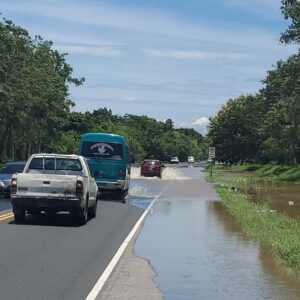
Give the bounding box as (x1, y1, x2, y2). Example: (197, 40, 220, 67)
(85, 188, 166, 300)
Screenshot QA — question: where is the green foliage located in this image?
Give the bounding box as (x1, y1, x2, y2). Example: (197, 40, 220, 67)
(219, 163, 300, 183)
(0, 17, 83, 161)
(208, 54, 300, 165)
(207, 4, 300, 165)
(63, 112, 207, 162)
(280, 0, 300, 44)
(207, 94, 263, 164)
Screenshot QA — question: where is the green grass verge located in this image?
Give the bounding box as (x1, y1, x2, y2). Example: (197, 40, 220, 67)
(213, 163, 300, 183)
(209, 172, 300, 275)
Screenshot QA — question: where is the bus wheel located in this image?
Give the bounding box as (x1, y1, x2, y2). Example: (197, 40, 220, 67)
(117, 190, 126, 204)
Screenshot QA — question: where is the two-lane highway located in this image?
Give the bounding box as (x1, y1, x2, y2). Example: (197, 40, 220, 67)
(0, 196, 146, 300)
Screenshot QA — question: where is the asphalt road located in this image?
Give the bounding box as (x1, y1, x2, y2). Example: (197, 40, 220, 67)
(0, 200, 144, 300)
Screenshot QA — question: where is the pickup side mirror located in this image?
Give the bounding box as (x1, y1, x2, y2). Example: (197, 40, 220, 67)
(161, 164, 165, 168)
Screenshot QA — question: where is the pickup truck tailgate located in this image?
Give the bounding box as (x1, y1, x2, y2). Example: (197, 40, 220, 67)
(16, 173, 78, 198)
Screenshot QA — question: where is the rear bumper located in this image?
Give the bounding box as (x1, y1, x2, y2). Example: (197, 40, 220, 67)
(11, 195, 82, 211)
(96, 180, 125, 191)
(141, 171, 161, 177)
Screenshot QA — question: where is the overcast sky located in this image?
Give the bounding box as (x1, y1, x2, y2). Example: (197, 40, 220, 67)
(1, 0, 296, 133)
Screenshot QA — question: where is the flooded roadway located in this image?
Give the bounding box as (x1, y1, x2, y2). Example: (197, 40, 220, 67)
(132, 166, 300, 300)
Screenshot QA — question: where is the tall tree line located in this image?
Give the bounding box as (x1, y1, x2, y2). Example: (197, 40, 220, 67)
(208, 1, 300, 165)
(57, 109, 207, 162)
(0, 17, 207, 163)
(0, 18, 83, 162)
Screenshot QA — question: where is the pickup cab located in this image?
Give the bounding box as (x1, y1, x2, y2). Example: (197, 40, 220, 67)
(11, 154, 99, 225)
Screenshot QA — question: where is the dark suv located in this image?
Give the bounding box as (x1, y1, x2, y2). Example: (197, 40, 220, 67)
(0, 161, 26, 197)
(140, 160, 163, 178)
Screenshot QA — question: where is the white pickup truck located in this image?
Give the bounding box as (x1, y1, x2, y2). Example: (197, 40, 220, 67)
(11, 154, 99, 225)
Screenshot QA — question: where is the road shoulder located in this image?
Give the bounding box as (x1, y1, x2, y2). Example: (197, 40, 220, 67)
(96, 229, 163, 300)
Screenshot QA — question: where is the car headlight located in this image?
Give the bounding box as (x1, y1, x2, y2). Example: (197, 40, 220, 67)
(0, 180, 5, 187)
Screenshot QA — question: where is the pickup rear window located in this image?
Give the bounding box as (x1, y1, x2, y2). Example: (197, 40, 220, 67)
(29, 158, 82, 171)
(81, 142, 123, 160)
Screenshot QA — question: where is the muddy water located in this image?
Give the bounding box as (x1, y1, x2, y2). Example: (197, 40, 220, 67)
(134, 167, 300, 300)
(229, 172, 300, 219)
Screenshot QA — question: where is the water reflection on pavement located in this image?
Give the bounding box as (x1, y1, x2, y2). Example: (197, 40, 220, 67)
(134, 167, 300, 300)
(0, 196, 11, 212)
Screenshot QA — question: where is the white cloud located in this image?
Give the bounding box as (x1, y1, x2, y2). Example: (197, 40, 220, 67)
(124, 96, 136, 102)
(54, 45, 122, 57)
(191, 117, 210, 134)
(145, 49, 249, 61)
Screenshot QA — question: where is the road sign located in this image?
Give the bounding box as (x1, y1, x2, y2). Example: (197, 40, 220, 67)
(208, 147, 215, 159)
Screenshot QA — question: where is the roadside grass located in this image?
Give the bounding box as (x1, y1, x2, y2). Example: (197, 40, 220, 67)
(211, 163, 300, 183)
(208, 172, 300, 275)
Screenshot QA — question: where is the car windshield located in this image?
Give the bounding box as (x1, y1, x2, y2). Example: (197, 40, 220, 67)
(81, 141, 123, 160)
(0, 163, 25, 174)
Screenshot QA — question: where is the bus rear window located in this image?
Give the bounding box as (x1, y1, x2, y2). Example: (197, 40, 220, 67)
(81, 142, 123, 160)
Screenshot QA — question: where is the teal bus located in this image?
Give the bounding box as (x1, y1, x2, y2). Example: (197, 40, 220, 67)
(79, 133, 131, 203)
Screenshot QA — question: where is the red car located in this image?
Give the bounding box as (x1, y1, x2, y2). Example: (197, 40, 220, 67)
(140, 160, 163, 178)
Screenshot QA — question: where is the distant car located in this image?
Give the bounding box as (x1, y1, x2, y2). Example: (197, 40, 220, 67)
(188, 156, 195, 164)
(0, 161, 26, 197)
(140, 160, 163, 178)
(170, 156, 179, 164)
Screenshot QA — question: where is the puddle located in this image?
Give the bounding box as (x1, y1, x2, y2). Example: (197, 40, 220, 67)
(0, 196, 11, 212)
(128, 198, 152, 209)
(228, 172, 300, 219)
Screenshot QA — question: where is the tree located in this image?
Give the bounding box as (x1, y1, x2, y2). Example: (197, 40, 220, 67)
(280, 0, 300, 44)
(207, 95, 263, 164)
(0, 17, 83, 161)
(163, 118, 174, 131)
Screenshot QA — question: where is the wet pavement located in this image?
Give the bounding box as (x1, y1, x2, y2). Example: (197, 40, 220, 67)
(133, 167, 300, 300)
(0, 196, 11, 212)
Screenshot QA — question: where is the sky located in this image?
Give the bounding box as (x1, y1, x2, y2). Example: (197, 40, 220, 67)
(1, 0, 296, 134)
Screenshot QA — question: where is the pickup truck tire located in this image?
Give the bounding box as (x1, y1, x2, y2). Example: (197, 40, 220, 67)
(77, 201, 88, 225)
(14, 211, 25, 223)
(88, 199, 98, 218)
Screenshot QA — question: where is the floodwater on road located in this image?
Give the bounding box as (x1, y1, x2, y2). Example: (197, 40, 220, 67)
(0, 196, 11, 212)
(134, 167, 300, 300)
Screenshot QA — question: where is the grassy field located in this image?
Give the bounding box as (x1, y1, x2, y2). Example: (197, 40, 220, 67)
(218, 163, 300, 183)
(208, 171, 300, 275)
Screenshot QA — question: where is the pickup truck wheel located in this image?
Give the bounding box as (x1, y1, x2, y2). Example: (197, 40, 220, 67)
(88, 199, 98, 218)
(14, 211, 25, 223)
(78, 202, 88, 225)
